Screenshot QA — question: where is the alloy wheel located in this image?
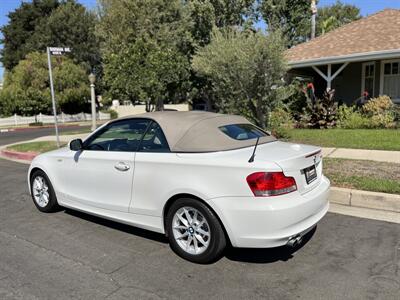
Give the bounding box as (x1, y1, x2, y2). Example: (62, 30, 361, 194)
(172, 206, 211, 255)
(32, 176, 50, 208)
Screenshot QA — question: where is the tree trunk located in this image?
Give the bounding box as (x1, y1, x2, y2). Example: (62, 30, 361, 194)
(156, 98, 164, 111)
(205, 94, 213, 112)
(256, 99, 266, 129)
(145, 100, 151, 112)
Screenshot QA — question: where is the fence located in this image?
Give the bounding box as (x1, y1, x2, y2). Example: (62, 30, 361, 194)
(0, 112, 111, 127)
(111, 103, 189, 117)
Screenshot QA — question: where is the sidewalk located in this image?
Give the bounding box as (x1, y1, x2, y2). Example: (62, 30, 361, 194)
(322, 147, 400, 163)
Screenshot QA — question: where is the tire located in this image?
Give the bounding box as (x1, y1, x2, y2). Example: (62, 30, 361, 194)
(30, 170, 60, 213)
(166, 198, 226, 264)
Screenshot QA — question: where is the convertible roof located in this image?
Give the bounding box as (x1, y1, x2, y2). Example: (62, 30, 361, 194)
(118, 111, 276, 152)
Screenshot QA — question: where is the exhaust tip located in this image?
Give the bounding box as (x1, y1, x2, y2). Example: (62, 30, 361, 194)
(287, 235, 303, 248)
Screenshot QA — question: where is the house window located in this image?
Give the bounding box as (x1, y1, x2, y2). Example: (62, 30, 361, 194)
(362, 62, 375, 99)
(382, 61, 400, 101)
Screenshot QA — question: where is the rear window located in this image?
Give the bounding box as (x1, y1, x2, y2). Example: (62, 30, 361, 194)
(219, 124, 268, 140)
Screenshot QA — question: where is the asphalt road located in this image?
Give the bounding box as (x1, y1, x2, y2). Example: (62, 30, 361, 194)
(0, 125, 90, 146)
(0, 158, 399, 299)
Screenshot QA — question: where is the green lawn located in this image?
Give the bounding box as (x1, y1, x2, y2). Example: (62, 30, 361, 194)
(288, 129, 400, 151)
(324, 158, 400, 195)
(60, 129, 90, 135)
(7, 141, 66, 153)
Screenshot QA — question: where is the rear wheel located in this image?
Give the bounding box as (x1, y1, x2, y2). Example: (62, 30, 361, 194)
(30, 170, 60, 213)
(166, 198, 226, 264)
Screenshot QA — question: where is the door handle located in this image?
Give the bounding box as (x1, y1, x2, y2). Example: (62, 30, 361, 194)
(114, 162, 130, 172)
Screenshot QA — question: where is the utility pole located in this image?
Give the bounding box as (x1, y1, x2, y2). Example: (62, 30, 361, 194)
(311, 0, 317, 39)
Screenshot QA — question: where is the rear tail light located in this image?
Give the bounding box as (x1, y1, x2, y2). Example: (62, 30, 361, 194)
(246, 172, 297, 197)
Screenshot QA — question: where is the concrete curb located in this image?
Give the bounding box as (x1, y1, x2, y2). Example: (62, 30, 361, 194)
(330, 187, 400, 213)
(0, 149, 38, 161)
(0, 128, 15, 133)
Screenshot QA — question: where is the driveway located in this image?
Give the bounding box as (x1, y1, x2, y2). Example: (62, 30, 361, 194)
(0, 158, 399, 299)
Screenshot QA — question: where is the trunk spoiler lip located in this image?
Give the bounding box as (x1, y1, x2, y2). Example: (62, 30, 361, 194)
(305, 149, 322, 158)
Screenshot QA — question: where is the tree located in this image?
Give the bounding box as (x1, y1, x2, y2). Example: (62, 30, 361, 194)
(208, 0, 255, 27)
(0, 0, 60, 71)
(0, 52, 90, 116)
(0, 0, 99, 72)
(317, 1, 361, 35)
(192, 28, 289, 128)
(259, 0, 312, 46)
(97, 0, 192, 110)
(185, 0, 216, 47)
(103, 39, 189, 110)
(27, 0, 100, 72)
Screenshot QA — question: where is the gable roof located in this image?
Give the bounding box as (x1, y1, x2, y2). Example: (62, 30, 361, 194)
(286, 9, 400, 68)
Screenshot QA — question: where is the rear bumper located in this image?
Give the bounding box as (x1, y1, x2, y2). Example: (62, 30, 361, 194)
(207, 176, 330, 248)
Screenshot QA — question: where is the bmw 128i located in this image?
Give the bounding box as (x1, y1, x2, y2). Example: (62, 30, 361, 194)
(28, 111, 330, 263)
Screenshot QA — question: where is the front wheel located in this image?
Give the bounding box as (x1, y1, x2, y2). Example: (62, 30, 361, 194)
(30, 170, 60, 213)
(166, 198, 226, 264)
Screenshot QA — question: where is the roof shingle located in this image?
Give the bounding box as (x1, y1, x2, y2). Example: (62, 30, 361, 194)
(286, 9, 400, 64)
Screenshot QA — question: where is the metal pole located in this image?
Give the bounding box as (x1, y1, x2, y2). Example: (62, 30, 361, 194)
(90, 83, 96, 131)
(47, 47, 60, 147)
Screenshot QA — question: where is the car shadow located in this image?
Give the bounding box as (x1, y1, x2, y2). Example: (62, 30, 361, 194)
(63, 208, 316, 264)
(63, 209, 169, 244)
(224, 226, 317, 264)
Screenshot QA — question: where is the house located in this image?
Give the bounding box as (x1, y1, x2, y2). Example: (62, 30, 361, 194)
(286, 9, 400, 104)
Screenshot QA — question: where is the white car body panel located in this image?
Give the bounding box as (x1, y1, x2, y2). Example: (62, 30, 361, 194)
(56, 150, 135, 212)
(29, 136, 330, 247)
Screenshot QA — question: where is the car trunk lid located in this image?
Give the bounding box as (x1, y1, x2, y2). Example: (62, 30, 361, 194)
(254, 141, 323, 195)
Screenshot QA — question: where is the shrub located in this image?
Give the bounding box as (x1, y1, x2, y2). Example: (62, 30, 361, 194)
(362, 95, 393, 116)
(337, 103, 396, 129)
(299, 89, 338, 129)
(369, 114, 396, 129)
(337, 105, 369, 129)
(392, 105, 400, 124)
(362, 96, 396, 128)
(269, 108, 293, 138)
(101, 109, 118, 119)
(29, 122, 44, 127)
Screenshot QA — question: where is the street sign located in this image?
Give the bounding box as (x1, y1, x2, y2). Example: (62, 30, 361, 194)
(49, 47, 72, 55)
(46, 46, 71, 147)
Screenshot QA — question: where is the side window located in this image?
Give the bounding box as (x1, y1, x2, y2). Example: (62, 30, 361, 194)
(138, 121, 170, 152)
(84, 119, 150, 152)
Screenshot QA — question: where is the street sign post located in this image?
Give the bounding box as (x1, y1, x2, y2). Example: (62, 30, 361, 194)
(46, 46, 71, 147)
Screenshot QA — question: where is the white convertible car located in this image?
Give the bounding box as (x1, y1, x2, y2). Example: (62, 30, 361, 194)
(28, 111, 330, 263)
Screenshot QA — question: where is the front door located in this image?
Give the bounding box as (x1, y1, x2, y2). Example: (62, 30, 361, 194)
(60, 118, 151, 212)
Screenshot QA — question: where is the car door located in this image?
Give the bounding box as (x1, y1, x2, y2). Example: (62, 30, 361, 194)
(60, 118, 151, 212)
(130, 121, 176, 216)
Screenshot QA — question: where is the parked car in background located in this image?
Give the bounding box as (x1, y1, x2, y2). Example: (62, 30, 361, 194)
(28, 111, 330, 263)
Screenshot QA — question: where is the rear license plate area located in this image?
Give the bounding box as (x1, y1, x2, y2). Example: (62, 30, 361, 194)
(304, 165, 317, 184)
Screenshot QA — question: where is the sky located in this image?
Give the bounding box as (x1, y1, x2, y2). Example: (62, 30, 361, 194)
(1, 0, 400, 81)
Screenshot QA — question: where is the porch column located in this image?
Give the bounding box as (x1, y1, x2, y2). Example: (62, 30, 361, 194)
(327, 64, 332, 89)
(312, 62, 349, 91)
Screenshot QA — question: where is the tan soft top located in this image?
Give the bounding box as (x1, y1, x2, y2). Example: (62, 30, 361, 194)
(118, 111, 276, 152)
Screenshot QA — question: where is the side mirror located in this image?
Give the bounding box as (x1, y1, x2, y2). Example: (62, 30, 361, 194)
(69, 139, 83, 151)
